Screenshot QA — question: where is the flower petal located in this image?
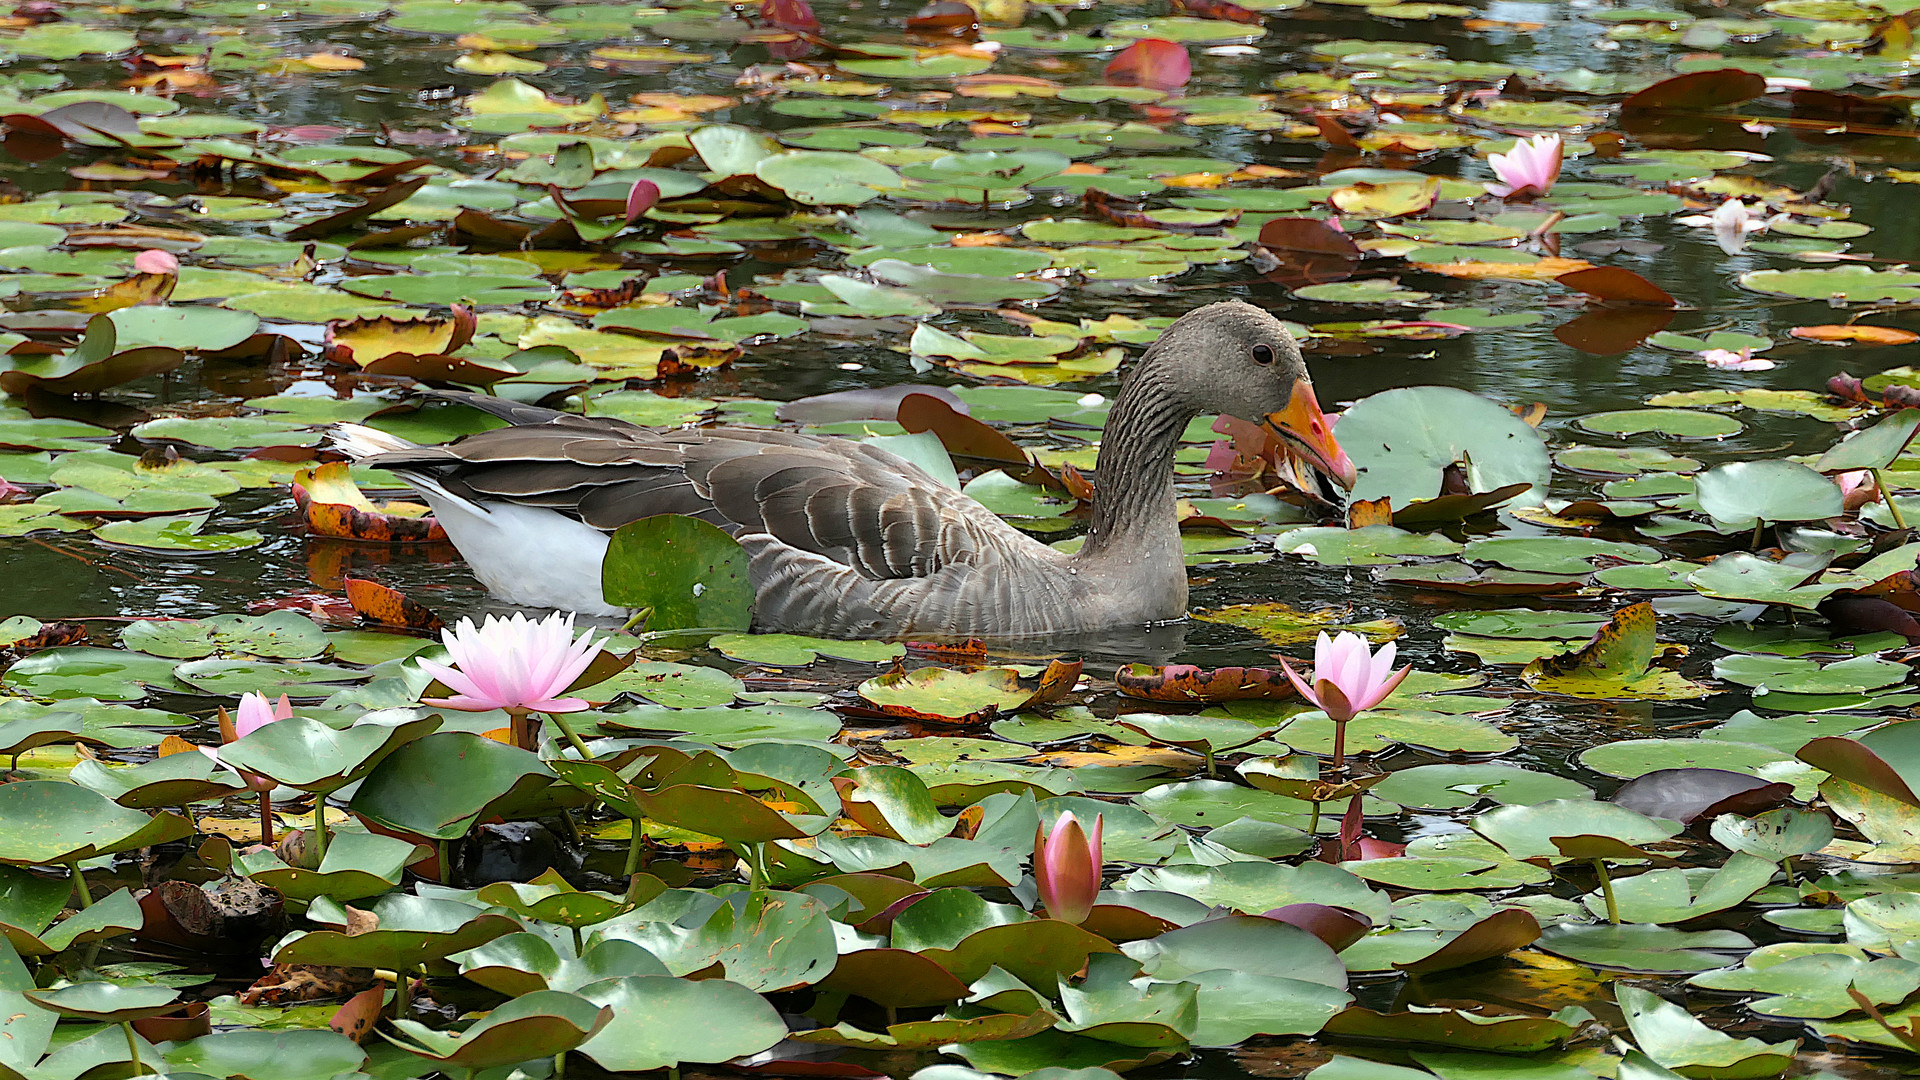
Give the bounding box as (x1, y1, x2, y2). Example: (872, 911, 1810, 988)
(1280, 658, 1322, 709)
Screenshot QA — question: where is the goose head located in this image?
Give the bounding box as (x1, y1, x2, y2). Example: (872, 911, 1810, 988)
(1142, 300, 1357, 490)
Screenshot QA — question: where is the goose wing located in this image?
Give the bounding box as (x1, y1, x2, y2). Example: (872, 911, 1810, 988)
(363, 422, 1027, 581)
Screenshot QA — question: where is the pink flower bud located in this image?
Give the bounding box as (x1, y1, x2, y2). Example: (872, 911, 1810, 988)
(133, 249, 179, 275)
(1034, 811, 1102, 925)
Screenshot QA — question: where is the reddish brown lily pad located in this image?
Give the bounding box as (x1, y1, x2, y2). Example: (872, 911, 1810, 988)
(1621, 68, 1768, 114)
(1557, 267, 1677, 307)
(817, 948, 971, 1009)
(295, 462, 447, 543)
(343, 577, 445, 632)
(1393, 908, 1541, 974)
(1113, 663, 1297, 703)
(1103, 38, 1190, 91)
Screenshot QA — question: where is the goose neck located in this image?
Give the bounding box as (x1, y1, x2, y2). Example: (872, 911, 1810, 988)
(1077, 365, 1193, 564)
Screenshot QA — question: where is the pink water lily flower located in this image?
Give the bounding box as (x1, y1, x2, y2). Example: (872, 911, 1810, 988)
(1486, 134, 1563, 198)
(417, 612, 603, 714)
(235, 691, 294, 738)
(1034, 811, 1103, 925)
(624, 178, 660, 224)
(1283, 632, 1410, 722)
(1700, 347, 1774, 371)
(200, 693, 292, 792)
(1837, 469, 1879, 513)
(1282, 632, 1411, 767)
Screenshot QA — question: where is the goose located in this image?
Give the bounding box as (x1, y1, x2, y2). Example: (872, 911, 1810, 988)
(330, 300, 1356, 639)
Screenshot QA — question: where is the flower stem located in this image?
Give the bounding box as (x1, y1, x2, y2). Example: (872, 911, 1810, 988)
(624, 823, 647, 877)
(1592, 858, 1619, 925)
(122, 1021, 146, 1076)
(507, 707, 536, 752)
(1332, 718, 1347, 770)
(67, 861, 92, 910)
(260, 793, 274, 845)
(1877, 469, 1907, 529)
(547, 711, 595, 760)
(312, 797, 330, 864)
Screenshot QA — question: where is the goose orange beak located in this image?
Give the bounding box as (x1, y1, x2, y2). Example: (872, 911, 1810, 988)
(1263, 381, 1357, 490)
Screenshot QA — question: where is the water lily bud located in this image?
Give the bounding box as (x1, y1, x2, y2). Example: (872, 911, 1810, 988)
(1034, 811, 1102, 924)
(133, 249, 179, 275)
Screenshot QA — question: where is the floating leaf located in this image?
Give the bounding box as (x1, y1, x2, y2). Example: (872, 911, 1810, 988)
(601, 515, 752, 631)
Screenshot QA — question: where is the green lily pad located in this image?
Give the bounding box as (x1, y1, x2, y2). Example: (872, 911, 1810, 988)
(1577, 409, 1743, 439)
(1690, 948, 1920, 1019)
(170, 659, 368, 698)
(1579, 739, 1793, 781)
(94, 514, 266, 554)
(602, 515, 752, 631)
(1535, 924, 1754, 973)
(222, 713, 441, 794)
(1740, 265, 1920, 303)
(1694, 461, 1843, 531)
(0, 780, 193, 865)
(387, 989, 611, 1071)
(1370, 764, 1593, 810)
(2, 647, 182, 702)
(123, 611, 329, 660)
(1616, 985, 1799, 1077)
(574, 975, 787, 1071)
(1336, 386, 1552, 509)
(237, 829, 429, 904)
(708, 633, 903, 666)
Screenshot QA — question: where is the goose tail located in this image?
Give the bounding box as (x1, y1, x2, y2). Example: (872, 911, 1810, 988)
(329, 423, 418, 461)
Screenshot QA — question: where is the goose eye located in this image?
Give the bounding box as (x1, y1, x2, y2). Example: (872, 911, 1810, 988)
(1252, 343, 1276, 365)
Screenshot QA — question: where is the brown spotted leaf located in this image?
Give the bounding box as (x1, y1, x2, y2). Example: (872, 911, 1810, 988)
(295, 462, 447, 543)
(329, 982, 386, 1043)
(343, 577, 445, 632)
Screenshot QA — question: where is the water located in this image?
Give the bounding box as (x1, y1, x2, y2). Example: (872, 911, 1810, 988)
(2, 0, 1918, 1072)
